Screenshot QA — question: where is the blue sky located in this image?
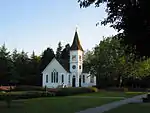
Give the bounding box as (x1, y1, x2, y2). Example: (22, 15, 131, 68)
(0, 0, 118, 56)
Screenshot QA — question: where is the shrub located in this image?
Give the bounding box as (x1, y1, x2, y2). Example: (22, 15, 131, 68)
(0, 91, 54, 101)
(128, 88, 147, 92)
(12, 85, 45, 91)
(124, 88, 128, 92)
(106, 87, 124, 92)
(88, 87, 99, 92)
(0, 87, 99, 100)
(55, 87, 98, 96)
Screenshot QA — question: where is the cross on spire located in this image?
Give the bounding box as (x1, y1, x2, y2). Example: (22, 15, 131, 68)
(75, 25, 78, 32)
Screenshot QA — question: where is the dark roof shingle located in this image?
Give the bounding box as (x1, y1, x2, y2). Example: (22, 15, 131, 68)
(57, 59, 70, 72)
(70, 31, 83, 51)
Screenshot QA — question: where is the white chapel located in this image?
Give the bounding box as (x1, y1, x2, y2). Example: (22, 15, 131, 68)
(42, 30, 96, 88)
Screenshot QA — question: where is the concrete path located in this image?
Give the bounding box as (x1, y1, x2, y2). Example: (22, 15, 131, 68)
(76, 94, 146, 113)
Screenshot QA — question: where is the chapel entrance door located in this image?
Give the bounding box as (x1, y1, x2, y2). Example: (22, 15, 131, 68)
(72, 76, 76, 87)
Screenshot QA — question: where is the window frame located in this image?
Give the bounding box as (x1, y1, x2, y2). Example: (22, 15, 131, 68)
(83, 75, 85, 83)
(62, 74, 64, 83)
(79, 65, 81, 69)
(46, 75, 48, 83)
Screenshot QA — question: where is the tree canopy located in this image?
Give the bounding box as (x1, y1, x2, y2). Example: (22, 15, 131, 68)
(0, 43, 71, 86)
(78, 0, 150, 57)
(84, 36, 150, 88)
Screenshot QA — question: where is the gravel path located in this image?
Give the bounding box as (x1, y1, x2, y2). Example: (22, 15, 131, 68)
(76, 94, 146, 113)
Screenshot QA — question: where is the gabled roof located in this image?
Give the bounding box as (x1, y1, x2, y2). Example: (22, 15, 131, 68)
(57, 58, 70, 72)
(42, 57, 69, 73)
(42, 57, 89, 74)
(70, 31, 84, 51)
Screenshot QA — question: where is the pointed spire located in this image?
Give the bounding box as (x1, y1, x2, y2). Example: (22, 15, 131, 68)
(70, 28, 84, 51)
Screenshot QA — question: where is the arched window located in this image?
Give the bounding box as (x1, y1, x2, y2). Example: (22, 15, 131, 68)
(79, 55, 82, 61)
(51, 70, 58, 83)
(83, 75, 85, 83)
(56, 72, 58, 83)
(53, 72, 55, 83)
(68, 75, 70, 83)
(79, 65, 81, 69)
(72, 55, 76, 61)
(46, 75, 48, 83)
(62, 74, 64, 83)
(51, 72, 53, 83)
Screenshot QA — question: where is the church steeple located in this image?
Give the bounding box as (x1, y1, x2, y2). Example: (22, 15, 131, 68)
(70, 30, 84, 51)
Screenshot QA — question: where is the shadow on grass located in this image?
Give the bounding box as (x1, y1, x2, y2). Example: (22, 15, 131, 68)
(0, 100, 24, 113)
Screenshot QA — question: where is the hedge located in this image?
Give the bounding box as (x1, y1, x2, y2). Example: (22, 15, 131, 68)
(0, 91, 55, 101)
(105, 87, 125, 92)
(0, 87, 99, 100)
(55, 87, 98, 96)
(12, 85, 45, 91)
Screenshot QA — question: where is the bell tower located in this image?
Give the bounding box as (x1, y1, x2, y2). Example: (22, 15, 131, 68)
(70, 28, 84, 87)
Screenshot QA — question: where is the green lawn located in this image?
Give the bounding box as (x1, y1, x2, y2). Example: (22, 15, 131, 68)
(75, 91, 145, 98)
(0, 91, 146, 113)
(104, 103, 150, 113)
(0, 97, 121, 113)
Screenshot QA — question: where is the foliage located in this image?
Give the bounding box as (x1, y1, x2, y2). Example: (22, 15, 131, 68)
(56, 41, 63, 59)
(0, 43, 68, 86)
(78, 0, 150, 57)
(55, 87, 98, 96)
(12, 85, 45, 91)
(88, 87, 99, 92)
(0, 91, 54, 101)
(83, 36, 150, 88)
(39, 47, 55, 74)
(0, 87, 99, 100)
(0, 44, 13, 85)
(61, 44, 70, 60)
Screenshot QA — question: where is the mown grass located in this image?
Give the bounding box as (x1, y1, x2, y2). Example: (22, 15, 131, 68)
(0, 97, 121, 113)
(0, 91, 146, 113)
(75, 91, 146, 98)
(104, 103, 150, 113)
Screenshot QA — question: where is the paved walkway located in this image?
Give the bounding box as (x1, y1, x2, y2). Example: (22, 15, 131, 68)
(76, 94, 146, 113)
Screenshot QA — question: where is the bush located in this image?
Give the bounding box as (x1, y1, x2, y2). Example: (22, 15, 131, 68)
(106, 87, 125, 92)
(88, 87, 99, 92)
(124, 88, 128, 92)
(128, 88, 147, 92)
(0, 91, 54, 100)
(55, 87, 98, 96)
(0, 87, 99, 100)
(12, 85, 45, 91)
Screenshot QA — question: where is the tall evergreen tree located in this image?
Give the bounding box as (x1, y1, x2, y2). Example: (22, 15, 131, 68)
(61, 44, 70, 60)
(39, 47, 55, 73)
(16, 51, 30, 85)
(28, 51, 41, 85)
(0, 44, 13, 85)
(56, 42, 63, 60)
(10, 49, 20, 85)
